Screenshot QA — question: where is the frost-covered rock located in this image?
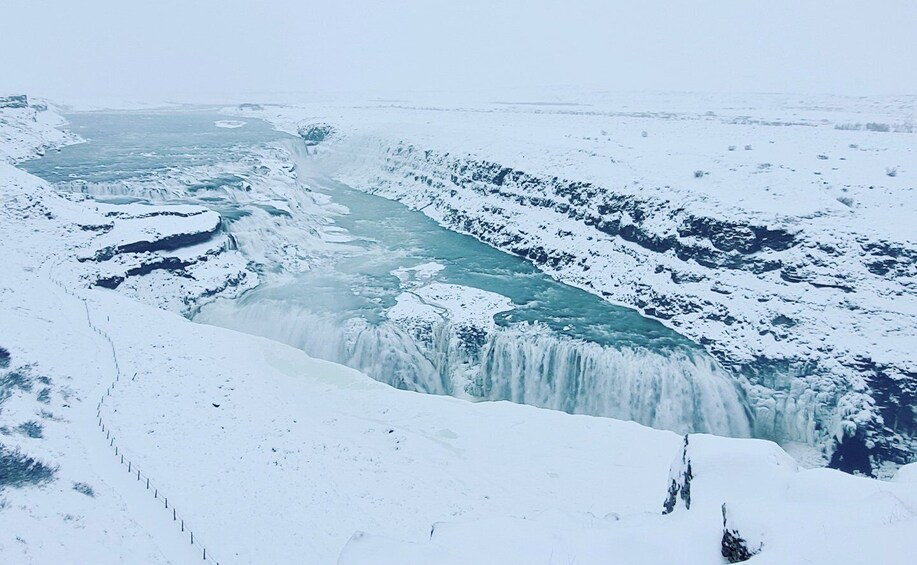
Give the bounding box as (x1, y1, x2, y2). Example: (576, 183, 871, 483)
(297, 122, 335, 146)
(0, 95, 29, 109)
(721, 503, 763, 563)
(662, 435, 693, 514)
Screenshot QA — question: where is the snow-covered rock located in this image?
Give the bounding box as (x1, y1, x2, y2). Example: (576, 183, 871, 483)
(0, 97, 81, 164)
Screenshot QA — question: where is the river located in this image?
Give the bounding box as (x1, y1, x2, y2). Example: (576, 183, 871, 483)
(22, 109, 752, 437)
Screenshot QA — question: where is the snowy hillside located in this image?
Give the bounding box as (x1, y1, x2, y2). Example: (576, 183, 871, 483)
(2, 100, 916, 564)
(0, 96, 81, 164)
(235, 92, 917, 473)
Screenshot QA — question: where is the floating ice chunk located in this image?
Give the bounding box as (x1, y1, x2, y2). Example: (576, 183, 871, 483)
(391, 262, 446, 287)
(388, 282, 513, 331)
(214, 120, 246, 129)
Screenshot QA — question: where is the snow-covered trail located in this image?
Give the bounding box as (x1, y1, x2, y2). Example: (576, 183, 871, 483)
(41, 259, 209, 564)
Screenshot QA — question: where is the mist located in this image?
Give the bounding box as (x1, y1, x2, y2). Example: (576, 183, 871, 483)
(2, 0, 916, 104)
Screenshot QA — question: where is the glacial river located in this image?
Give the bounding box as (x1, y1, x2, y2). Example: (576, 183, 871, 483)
(23, 109, 752, 437)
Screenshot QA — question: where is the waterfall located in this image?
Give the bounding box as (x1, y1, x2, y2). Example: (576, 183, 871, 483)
(196, 298, 752, 438)
(196, 300, 452, 395)
(478, 326, 751, 436)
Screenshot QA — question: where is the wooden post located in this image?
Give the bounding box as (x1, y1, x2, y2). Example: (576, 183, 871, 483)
(147, 478, 150, 489)
(173, 508, 176, 521)
(165, 497, 168, 509)
(128, 461, 131, 472)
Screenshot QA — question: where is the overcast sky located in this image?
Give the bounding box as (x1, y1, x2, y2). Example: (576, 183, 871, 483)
(2, 0, 915, 104)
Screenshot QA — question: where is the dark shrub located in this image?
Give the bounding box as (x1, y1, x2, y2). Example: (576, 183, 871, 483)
(72, 482, 95, 497)
(0, 443, 56, 489)
(1, 369, 33, 393)
(17, 421, 44, 439)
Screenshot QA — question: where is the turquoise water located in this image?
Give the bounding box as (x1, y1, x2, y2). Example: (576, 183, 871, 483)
(27, 110, 287, 184)
(22, 110, 753, 436)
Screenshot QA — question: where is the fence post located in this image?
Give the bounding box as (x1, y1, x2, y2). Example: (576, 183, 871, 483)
(147, 478, 150, 489)
(165, 497, 168, 509)
(173, 508, 176, 521)
(128, 461, 131, 472)
(191, 531, 193, 545)
(155, 489, 158, 499)
(203, 548, 206, 560)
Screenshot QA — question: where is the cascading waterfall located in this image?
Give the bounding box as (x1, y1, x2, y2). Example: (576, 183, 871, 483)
(197, 298, 752, 437)
(478, 326, 751, 436)
(197, 300, 453, 395)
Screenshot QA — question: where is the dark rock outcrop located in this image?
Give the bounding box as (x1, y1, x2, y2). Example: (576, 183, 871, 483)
(0, 95, 28, 109)
(298, 123, 335, 146)
(721, 504, 762, 563)
(95, 256, 194, 290)
(662, 435, 693, 514)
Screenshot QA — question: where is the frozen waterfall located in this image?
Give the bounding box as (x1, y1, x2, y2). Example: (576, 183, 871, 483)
(197, 299, 752, 437)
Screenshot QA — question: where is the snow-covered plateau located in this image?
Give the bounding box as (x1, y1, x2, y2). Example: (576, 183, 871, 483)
(235, 92, 917, 474)
(1, 97, 916, 564)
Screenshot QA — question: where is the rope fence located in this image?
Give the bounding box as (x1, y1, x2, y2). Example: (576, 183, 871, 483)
(48, 270, 225, 564)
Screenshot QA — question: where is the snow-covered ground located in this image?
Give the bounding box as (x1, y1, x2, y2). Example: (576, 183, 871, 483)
(2, 99, 917, 564)
(232, 92, 917, 471)
(0, 98, 82, 164)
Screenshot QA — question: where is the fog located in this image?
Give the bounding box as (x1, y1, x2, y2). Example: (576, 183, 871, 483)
(2, 0, 915, 103)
